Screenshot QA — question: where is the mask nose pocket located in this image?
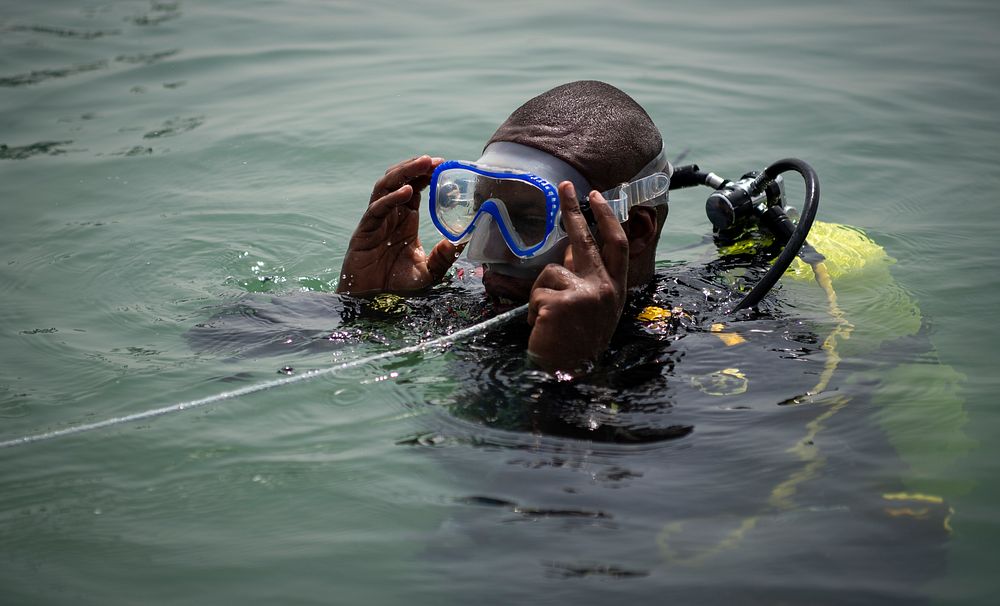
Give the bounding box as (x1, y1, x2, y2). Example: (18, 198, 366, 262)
(466, 215, 517, 264)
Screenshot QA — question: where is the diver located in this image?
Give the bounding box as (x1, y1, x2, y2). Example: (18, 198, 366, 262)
(337, 80, 672, 374)
(193, 80, 965, 570)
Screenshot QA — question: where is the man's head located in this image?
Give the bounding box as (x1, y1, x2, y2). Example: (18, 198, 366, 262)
(476, 80, 668, 303)
(487, 80, 663, 193)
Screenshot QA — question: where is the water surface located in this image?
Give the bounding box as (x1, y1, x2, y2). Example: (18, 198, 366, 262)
(2, 0, 999, 603)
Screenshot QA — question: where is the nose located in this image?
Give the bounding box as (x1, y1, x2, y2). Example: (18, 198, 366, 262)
(468, 216, 521, 264)
(483, 222, 519, 262)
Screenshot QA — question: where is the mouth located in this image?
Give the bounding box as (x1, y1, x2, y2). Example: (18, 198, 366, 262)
(482, 268, 534, 307)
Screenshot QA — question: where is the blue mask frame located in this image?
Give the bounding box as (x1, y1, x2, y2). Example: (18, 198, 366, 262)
(428, 161, 562, 258)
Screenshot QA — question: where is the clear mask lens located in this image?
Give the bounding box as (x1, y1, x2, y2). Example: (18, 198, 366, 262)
(431, 164, 559, 256)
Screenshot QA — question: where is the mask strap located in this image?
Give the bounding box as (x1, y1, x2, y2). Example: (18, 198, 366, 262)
(632, 143, 672, 179)
(600, 172, 671, 222)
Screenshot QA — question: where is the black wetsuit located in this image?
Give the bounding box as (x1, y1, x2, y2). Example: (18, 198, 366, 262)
(188, 258, 824, 444)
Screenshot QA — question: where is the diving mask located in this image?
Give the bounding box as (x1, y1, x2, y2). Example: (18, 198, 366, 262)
(428, 141, 671, 269)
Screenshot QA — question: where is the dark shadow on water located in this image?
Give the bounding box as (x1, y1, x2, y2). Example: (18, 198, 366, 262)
(0, 141, 75, 160)
(0, 61, 107, 87)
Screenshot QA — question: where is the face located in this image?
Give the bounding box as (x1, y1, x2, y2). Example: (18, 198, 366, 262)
(479, 225, 576, 307)
(480, 204, 664, 307)
(478, 231, 563, 306)
(469, 178, 562, 305)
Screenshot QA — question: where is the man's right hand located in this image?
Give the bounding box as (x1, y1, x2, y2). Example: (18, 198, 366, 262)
(337, 155, 461, 295)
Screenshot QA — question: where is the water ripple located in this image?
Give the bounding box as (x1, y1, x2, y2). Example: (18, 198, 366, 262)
(0, 60, 107, 87)
(142, 115, 204, 139)
(6, 24, 121, 40)
(114, 48, 180, 65)
(0, 141, 75, 160)
(127, 4, 182, 28)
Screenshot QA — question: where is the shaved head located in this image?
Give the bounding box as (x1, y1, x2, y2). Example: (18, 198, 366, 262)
(487, 80, 663, 192)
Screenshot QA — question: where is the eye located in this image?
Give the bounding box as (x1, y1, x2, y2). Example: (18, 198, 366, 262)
(511, 213, 548, 242)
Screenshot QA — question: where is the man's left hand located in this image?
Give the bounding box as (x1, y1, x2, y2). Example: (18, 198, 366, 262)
(526, 182, 629, 373)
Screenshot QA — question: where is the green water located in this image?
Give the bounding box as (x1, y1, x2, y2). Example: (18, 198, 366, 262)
(2, 0, 999, 603)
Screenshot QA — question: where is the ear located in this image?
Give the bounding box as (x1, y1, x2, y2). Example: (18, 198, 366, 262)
(623, 206, 658, 260)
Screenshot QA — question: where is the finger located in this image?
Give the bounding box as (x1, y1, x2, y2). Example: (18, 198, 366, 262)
(557, 181, 602, 274)
(371, 155, 435, 202)
(383, 156, 421, 176)
(409, 157, 445, 192)
(528, 263, 577, 325)
(372, 156, 426, 201)
(527, 286, 558, 326)
(587, 190, 629, 282)
(426, 239, 462, 282)
(404, 157, 445, 196)
(531, 262, 578, 291)
(364, 184, 413, 218)
(380, 154, 440, 177)
(381, 155, 442, 179)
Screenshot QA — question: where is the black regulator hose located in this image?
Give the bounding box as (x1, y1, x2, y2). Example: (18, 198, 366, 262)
(731, 158, 820, 312)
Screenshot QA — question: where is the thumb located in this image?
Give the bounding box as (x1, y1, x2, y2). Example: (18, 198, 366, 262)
(426, 239, 462, 281)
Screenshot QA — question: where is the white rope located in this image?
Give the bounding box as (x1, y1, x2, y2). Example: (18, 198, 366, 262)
(0, 304, 529, 449)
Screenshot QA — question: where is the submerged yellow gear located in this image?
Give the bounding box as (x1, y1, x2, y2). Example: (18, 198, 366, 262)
(658, 220, 971, 566)
(786, 221, 890, 282)
(717, 220, 894, 282)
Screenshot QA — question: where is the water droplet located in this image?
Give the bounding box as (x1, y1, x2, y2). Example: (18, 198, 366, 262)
(386, 241, 392, 247)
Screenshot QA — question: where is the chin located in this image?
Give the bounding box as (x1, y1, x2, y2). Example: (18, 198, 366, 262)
(482, 267, 535, 306)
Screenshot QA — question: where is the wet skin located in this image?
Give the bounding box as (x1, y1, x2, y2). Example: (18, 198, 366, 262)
(338, 155, 629, 372)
